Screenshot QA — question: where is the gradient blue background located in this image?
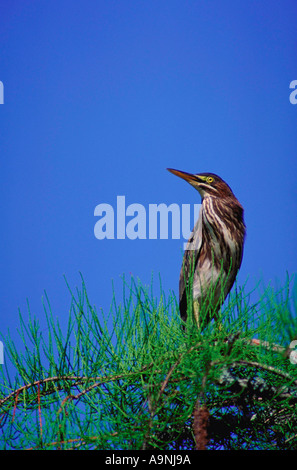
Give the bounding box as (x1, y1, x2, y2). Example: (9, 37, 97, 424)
(1, 1, 296, 345)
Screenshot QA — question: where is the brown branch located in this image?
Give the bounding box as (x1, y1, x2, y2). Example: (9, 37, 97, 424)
(193, 404, 209, 450)
(0, 363, 157, 409)
(192, 363, 210, 450)
(0, 375, 86, 408)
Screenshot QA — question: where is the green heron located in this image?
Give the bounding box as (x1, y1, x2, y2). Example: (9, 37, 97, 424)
(167, 169, 246, 329)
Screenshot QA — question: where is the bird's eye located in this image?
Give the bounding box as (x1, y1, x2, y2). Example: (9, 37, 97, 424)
(206, 177, 214, 184)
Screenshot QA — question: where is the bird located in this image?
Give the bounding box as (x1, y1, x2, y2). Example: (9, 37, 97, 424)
(167, 168, 246, 330)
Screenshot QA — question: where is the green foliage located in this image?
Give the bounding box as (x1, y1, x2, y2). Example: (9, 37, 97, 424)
(1, 273, 297, 450)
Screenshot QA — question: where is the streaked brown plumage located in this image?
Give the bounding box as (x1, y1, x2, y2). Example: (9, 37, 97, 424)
(167, 168, 246, 329)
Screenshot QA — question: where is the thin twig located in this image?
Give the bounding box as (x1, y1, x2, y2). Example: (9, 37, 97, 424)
(225, 360, 297, 386)
(37, 383, 43, 444)
(11, 389, 19, 423)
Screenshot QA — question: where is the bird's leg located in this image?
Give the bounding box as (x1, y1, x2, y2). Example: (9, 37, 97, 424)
(193, 299, 200, 330)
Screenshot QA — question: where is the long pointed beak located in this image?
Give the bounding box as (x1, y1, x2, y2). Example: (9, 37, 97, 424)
(167, 168, 198, 183)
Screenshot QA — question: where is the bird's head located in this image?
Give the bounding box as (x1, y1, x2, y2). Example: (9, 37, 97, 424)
(167, 168, 234, 200)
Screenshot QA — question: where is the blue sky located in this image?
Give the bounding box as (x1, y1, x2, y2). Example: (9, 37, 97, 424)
(1, 1, 297, 346)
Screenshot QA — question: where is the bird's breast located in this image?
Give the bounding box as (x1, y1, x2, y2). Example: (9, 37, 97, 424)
(201, 197, 244, 270)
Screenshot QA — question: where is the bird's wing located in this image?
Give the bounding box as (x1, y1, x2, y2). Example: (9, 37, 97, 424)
(179, 207, 203, 323)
